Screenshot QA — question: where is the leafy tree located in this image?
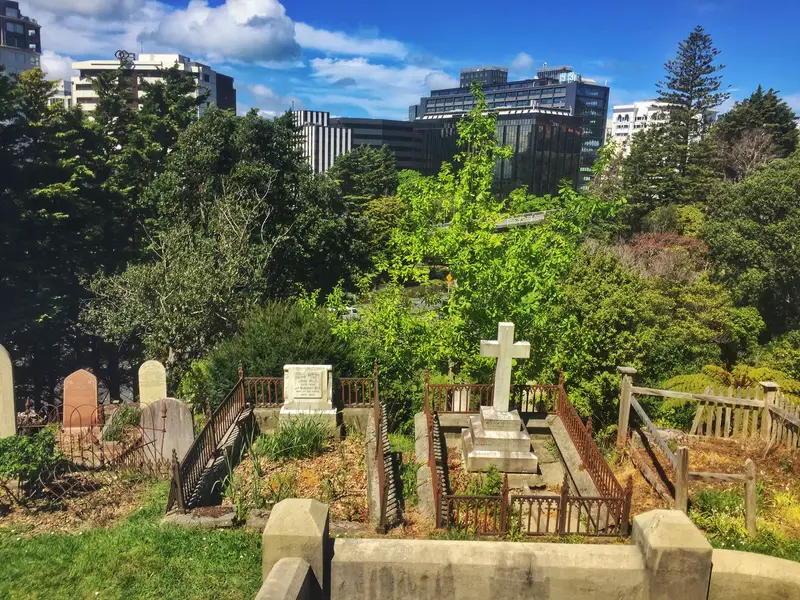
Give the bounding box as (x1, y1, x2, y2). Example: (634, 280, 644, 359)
(716, 86, 798, 157)
(702, 152, 800, 336)
(327, 144, 399, 199)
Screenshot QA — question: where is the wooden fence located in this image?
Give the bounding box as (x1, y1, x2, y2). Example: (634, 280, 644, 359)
(617, 367, 759, 534)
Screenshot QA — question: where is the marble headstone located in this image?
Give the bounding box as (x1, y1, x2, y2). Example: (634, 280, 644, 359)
(279, 364, 336, 426)
(63, 369, 98, 429)
(140, 397, 194, 464)
(0, 344, 15, 438)
(138, 360, 167, 406)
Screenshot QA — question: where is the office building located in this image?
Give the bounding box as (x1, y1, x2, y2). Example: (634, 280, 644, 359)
(415, 106, 582, 196)
(71, 53, 236, 114)
(48, 79, 72, 109)
(410, 64, 609, 187)
(294, 110, 422, 173)
(0, 0, 40, 75)
(460, 66, 508, 88)
(610, 99, 717, 155)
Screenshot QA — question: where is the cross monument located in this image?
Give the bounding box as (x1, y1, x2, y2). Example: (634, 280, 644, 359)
(480, 322, 530, 413)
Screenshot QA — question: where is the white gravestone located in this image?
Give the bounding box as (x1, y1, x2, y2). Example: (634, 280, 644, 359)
(138, 360, 167, 407)
(0, 344, 15, 438)
(279, 365, 336, 428)
(140, 397, 194, 464)
(462, 322, 538, 473)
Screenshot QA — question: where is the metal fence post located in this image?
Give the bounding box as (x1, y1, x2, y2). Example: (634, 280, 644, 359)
(171, 448, 186, 513)
(744, 458, 757, 536)
(500, 474, 509, 533)
(558, 473, 570, 535)
(621, 476, 633, 535)
(675, 446, 689, 513)
(617, 366, 637, 448)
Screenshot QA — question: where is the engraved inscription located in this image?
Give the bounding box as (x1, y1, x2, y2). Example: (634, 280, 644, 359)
(295, 370, 323, 399)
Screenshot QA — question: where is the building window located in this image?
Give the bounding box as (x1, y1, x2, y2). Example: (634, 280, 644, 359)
(7, 22, 24, 34)
(5, 7, 19, 17)
(28, 29, 36, 37)
(203, 73, 210, 82)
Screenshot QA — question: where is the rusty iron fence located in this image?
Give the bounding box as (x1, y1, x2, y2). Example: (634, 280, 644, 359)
(166, 376, 247, 513)
(424, 372, 560, 414)
(244, 377, 283, 407)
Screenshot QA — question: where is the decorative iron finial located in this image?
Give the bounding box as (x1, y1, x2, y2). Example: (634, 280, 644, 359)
(115, 49, 135, 70)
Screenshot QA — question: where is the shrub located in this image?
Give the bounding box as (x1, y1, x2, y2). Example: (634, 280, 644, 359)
(399, 461, 418, 507)
(0, 430, 63, 504)
(252, 416, 332, 461)
(182, 300, 355, 411)
(465, 464, 503, 496)
(102, 405, 142, 442)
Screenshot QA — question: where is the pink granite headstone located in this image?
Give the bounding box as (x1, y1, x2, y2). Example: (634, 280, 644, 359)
(63, 369, 98, 429)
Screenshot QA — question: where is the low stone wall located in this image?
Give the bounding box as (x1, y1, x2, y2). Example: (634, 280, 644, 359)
(255, 558, 318, 600)
(258, 500, 800, 600)
(253, 407, 372, 435)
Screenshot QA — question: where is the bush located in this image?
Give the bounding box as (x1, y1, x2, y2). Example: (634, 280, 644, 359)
(102, 405, 142, 442)
(252, 416, 332, 461)
(182, 300, 355, 411)
(0, 430, 63, 504)
(465, 464, 504, 496)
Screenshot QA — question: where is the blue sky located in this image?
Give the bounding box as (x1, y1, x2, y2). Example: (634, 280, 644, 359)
(30, 0, 800, 120)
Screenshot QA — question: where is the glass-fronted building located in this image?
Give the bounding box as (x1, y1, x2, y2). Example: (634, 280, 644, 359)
(414, 107, 582, 196)
(460, 66, 508, 88)
(410, 65, 609, 188)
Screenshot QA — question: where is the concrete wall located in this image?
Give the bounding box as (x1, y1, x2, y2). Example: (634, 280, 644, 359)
(258, 500, 800, 600)
(255, 558, 318, 600)
(254, 407, 371, 435)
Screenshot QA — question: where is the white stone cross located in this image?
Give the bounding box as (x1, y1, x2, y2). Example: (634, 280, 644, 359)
(480, 322, 531, 413)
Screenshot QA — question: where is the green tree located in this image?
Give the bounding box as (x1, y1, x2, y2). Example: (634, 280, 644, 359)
(702, 151, 800, 336)
(327, 144, 399, 199)
(716, 86, 798, 157)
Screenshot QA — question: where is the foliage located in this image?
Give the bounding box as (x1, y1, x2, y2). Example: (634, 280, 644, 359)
(663, 364, 800, 402)
(102, 404, 142, 442)
(465, 465, 504, 496)
(0, 482, 262, 599)
(0, 430, 62, 503)
(327, 144, 399, 199)
(702, 152, 800, 336)
(399, 460, 418, 507)
(185, 300, 353, 410)
(759, 330, 800, 380)
(252, 417, 332, 461)
(389, 433, 415, 454)
(715, 85, 798, 157)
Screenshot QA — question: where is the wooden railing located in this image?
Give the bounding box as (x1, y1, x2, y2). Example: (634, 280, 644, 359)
(424, 371, 560, 414)
(166, 376, 246, 513)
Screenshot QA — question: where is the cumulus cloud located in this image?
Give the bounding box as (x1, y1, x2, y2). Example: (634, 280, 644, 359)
(308, 57, 457, 118)
(424, 72, 458, 91)
(247, 83, 302, 117)
(294, 23, 406, 58)
(41, 50, 77, 81)
(142, 0, 301, 64)
(26, 0, 144, 19)
(331, 77, 357, 88)
(510, 52, 534, 78)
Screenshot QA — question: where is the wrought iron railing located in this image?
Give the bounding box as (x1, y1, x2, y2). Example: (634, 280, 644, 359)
(166, 376, 246, 513)
(244, 377, 283, 407)
(424, 371, 560, 414)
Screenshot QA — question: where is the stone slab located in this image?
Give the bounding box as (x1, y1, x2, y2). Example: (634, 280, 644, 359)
(507, 473, 544, 489)
(140, 397, 194, 463)
(63, 369, 98, 429)
(138, 360, 167, 407)
(469, 415, 532, 453)
(0, 344, 15, 438)
(245, 508, 274, 532)
(162, 508, 236, 529)
(279, 407, 337, 431)
(480, 406, 524, 432)
(257, 557, 318, 600)
(283, 365, 332, 411)
(462, 429, 539, 472)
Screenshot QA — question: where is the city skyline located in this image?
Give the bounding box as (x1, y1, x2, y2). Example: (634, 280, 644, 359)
(12, 0, 800, 121)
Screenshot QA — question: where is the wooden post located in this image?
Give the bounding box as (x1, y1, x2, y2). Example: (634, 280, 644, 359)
(617, 367, 637, 448)
(744, 458, 757, 537)
(675, 446, 689, 513)
(760, 381, 779, 441)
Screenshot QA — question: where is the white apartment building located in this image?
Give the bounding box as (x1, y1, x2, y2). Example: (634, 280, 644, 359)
(70, 53, 236, 114)
(48, 79, 72, 109)
(609, 100, 670, 154)
(294, 110, 352, 173)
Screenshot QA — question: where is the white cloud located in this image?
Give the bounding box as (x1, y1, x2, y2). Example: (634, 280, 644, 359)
(27, 0, 144, 19)
(247, 83, 302, 117)
(142, 0, 300, 64)
(308, 57, 456, 118)
(424, 71, 458, 91)
(784, 93, 800, 113)
(294, 23, 406, 58)
(41, 50, 77, 81)
(510, 52, 534, 76)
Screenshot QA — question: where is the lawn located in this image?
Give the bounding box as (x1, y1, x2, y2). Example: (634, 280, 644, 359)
(0, 482, 262, 600)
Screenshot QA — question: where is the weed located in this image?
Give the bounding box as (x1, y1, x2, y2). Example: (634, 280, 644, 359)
(102, 405, 141, 442)
(389, 433, 415, 454)
(465, 464, 503, 496)
(252, 416, 332, 461)
(692, 488, 743, 518)
(780, 455, 795, 474)
(264, 471, 298, 504)
(399, 461, 418, 507)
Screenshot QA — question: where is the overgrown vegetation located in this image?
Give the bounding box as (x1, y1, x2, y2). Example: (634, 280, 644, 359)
(102, 405, 142, 442)
(0, 430, 62, 505)
(252, 417, 332, 461)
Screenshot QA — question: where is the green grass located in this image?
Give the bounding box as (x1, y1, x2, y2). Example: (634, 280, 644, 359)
(0, 483, 262, 600)
(252, 416, 332, 461)
(388, 433, 414, 454)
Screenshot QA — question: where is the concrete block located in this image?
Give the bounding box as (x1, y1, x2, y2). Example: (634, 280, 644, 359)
(462, 428, 538, 472)
(709, 549, 800, 600)
(468, 414, 533, 453)
(262, 499, 330, 591)
(279, 407, 337, 432)
(256, 557, 319, 600)
(414, 412, 429, 465)
(480, 406, 524, 431)
(416, 463, 435, 519)
(342, 408, 371, 433)
(253, 407, 280, 433)
(633, 510, 712, 600)
(245, 508, 273, 533)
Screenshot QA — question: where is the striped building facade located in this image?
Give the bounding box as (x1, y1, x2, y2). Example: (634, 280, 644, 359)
(294, 110, 352, 173)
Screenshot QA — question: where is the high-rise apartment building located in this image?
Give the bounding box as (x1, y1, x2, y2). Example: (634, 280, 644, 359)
(71, 53, 236, 114)
(48, 79, 72, 109)
(460, 66, 508, 88)
(0, 0, 40, 75)
(610, 99, 717, 155)
(410, 64, 608, 187)
(294, 110, 353, 173)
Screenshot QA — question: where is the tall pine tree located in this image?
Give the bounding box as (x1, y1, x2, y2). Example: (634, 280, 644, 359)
(715, 85, 798, 156)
